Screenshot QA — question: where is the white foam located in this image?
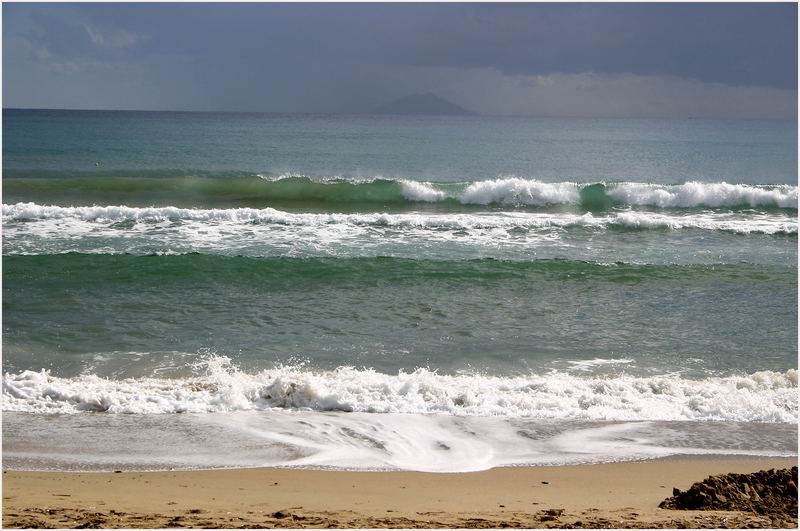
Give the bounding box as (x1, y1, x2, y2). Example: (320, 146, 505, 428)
(5, 407, 796, 473)
(607, 182, 798, 209)
(460, 178, 580, 206)
(400, 180, 448, 202)
(4, 358, 796, 423)
(4, 202, 794, 235)
(446, 179, 798, 208)
(610, 210, 797, 233)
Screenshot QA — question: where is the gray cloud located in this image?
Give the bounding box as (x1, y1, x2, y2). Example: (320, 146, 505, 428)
(83, 24, 146, 49)
(3, 3, 797, 117)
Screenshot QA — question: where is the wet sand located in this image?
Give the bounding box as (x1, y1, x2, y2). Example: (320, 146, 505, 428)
(2, 456, 797, 528)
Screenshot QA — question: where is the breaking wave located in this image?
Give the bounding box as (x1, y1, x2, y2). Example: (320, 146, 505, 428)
(3, 357, 797, 423)
(3, 202, 796, 235)
(3, 175, 797, 210)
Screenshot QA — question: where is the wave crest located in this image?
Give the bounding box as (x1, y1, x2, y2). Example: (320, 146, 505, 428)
(4, 175, 797, 210)
(607, 182, 798, 209)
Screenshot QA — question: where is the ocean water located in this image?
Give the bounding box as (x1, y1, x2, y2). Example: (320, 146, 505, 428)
(2, 109, 797, 472)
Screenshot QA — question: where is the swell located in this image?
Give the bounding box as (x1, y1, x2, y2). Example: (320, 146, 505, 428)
(3, 174, 797, 211)
(2, 174, 411, 210)
(4, 253, 796, 287)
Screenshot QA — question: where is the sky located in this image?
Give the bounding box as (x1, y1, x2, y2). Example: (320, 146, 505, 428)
(2, 2, 798, 118)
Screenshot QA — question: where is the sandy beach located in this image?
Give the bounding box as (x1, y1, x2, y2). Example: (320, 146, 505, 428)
(2, 456, 796, 528)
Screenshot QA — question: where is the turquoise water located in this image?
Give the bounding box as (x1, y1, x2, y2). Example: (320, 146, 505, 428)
(4, 110, 796, 185)
(2, 109, 797, 471)
(2, 255, 796, 379)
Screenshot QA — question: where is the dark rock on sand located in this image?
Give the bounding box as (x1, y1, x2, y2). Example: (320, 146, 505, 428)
(659, 466, 798, 516)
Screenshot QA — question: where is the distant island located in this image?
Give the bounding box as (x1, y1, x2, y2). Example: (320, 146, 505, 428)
(371, 93, 476, 116)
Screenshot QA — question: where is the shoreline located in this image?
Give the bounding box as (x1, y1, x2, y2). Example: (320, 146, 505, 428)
(3, 455, 797, 528)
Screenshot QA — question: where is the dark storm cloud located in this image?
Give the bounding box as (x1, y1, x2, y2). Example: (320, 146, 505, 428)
(366, 3, 798, 90)
(3, 2, 797, 115)
(10, 3, 797, 87)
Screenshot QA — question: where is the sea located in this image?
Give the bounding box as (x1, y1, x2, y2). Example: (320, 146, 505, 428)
(2, 108, 797, 473)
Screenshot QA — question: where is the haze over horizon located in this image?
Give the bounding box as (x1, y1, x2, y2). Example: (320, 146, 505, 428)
(3, 2, 797, 119)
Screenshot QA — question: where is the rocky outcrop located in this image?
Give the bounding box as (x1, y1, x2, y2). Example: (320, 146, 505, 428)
(660, 466, 798, 516)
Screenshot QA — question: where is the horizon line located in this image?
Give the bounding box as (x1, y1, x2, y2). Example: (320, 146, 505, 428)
(3, 107, 797, 122)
